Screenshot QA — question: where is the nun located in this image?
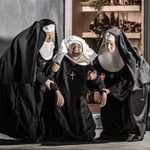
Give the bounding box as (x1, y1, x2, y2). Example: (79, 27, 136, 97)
(93, 27, 150, 141)
(44, 35, 107, 141)
(0, 19, 60, 142)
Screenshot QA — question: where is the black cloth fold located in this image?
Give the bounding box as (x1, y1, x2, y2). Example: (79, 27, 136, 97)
(0, 19, 58, 84)
(94, 28, 150, 141)
(0, 19, 58, 142)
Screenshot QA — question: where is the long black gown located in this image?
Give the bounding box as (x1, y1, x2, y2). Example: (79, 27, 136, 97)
(0, 54, 55, 142)
(0, 19, 58, 142)
(93, 57, 149, 141)
(93, 28, 150, 141)
(44, 56, 105, 141)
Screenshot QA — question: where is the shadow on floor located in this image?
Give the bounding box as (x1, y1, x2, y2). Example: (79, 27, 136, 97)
(0, 138, 110, 146)
(0, 139, 31, 145)
(41, 139, 116, 146)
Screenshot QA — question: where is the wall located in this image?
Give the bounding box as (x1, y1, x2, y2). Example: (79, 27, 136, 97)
(0, 0, 65, 56)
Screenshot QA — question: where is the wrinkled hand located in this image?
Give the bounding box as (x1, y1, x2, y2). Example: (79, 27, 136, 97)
(103, 88, 110, 94)
(45, 79, 54, 90)
(56, 90, 64, 107)
(87, 70, 97, 80)
(52, 62, 60, 72)
(99, 92, 108, 108)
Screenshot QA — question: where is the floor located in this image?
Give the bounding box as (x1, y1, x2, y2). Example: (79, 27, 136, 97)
(0, 104, 150, 149)
(0, 130, 150, 150)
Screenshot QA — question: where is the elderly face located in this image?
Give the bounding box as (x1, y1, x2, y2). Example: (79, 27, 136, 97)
(68, 43, 83, 60)
(45, 31, 55, 43)
(105, 40, 116, 53)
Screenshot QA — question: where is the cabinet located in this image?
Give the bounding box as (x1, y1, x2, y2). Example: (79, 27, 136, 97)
(72, 0, 143, 51)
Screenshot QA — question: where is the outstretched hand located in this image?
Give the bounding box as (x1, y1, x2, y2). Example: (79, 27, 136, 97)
(56, 90, 65, 107)
(99, 92, 108, 108)
(99, 89, 110, 108)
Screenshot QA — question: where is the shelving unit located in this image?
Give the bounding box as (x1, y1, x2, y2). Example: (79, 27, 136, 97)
(72, 0, 143, 51)
(82, 32, 141, 39)
(72, 0, 144, 106)
(81, 5, 141, 12)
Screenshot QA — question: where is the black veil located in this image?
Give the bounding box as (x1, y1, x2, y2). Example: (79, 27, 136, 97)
(98, 27, 150, 90)
(0, 19, 58, 84)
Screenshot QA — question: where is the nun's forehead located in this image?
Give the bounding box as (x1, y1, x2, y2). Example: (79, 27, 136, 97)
(69, 41, 82, 46)
(105, 32, 115, 42)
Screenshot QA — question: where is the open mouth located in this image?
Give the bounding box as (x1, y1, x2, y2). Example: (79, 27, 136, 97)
(72, 52, 80, 56)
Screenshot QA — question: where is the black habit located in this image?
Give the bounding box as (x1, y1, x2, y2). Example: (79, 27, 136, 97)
(44, 56, 105, 141)
(0, 19, 58, 142)
(94, 28, 150, 141)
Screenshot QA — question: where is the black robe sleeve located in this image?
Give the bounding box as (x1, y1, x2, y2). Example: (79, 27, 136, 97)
(43, 62, 59, 92)
(36, 55, 50, 84)
(36, 66, 48, 85)
(86, 67, 106, 95)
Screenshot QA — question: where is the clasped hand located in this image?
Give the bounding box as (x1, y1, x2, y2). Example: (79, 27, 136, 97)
(87, 70, 97, 80)
(52, 62, 60, 72)
(45, 79, 54, 90)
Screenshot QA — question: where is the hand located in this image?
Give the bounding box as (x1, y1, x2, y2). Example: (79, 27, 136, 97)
(56, 90, 64, 107)
(99, 73, 105, 81)
(87, 70, 97, 80)
(45, 79, 54, 90)
(103, 88, 110, 94)
(99, 92, 107, 108)
(52, 62, 60, 72)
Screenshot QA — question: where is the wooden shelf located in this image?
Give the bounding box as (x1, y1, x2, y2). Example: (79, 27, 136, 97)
(82, 32, 97, 38)
(82, 32, 141, 39)
(81, 5, 141, 12)
(125, 32, 141, 39)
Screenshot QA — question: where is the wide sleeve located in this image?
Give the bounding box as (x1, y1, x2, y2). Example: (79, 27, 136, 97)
(44, 61, 60, 92)
(36, 56, 59, 93)
(36, 66, 48, 85)
(36, 55, 50, 84)
(86, 65, 106, 95)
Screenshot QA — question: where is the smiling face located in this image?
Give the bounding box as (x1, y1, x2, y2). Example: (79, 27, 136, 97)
(68, 43, 83, 61)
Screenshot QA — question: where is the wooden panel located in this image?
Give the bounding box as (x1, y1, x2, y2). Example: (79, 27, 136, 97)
(82, 32, 141, 39)
(81, 5, 141, 12)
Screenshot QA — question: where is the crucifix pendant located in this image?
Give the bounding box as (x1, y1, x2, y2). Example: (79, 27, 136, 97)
(70, 71, 76, 80)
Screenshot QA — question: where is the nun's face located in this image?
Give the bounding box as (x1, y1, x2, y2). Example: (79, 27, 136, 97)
(105, 40, 116, 53)
(45, 31, 55, 43)
(68, 43, 83, 60)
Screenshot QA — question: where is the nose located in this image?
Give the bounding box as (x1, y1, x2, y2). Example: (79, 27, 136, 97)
(48, 35, 51, 39)
(73, 45, 78, 51)
(107, 43, 111, 49)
